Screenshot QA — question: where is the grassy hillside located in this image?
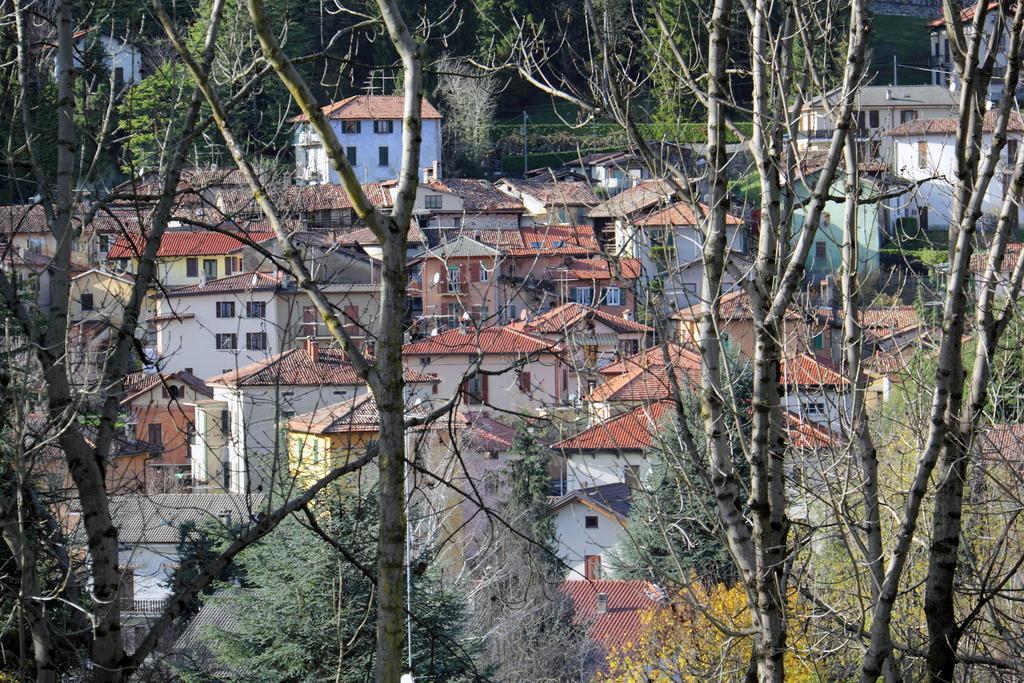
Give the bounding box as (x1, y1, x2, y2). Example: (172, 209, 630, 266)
(868, 15, 935, 86)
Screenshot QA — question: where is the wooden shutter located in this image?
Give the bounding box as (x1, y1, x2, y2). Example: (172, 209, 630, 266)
(518, 371, 531, 393)
(343, 305, 359, 334)
(481, 374, 489, 404)
(469, 262, 480, 282)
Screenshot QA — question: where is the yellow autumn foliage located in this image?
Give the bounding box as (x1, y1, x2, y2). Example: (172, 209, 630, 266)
(599, 583, 819, 682)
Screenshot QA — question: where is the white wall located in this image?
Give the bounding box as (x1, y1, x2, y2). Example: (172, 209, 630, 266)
(295, 119, 443, 184)
(565, 451, 649, 491)
(406, 353, 564, 414)
(555, 504, 625, 580)
(119, 544, 178, 602)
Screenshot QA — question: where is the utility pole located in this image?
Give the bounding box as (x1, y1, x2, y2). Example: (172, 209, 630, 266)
(893, 56, 898, 86)
(522, 110, 528, 177)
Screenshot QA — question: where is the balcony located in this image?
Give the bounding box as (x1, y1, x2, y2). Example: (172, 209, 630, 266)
(121, 598, 167, 615)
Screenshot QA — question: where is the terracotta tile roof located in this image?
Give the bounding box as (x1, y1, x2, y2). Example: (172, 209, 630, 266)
(588, 179, 676, 219)
(970, 242, 1024, 275)
(0, 204, 49, 233)
(457, 412, 517, 453)
(473, 229, 527, 250)
(785, 411, 837, 450)
(821, 305, 923, 345)
(286, 183, 392, 212)
(553, 400, 673, 451)
(425, 179, 524, 212)
(106, 229, 276, 259)
(499, 178, 600, 206)
(560, 580, 662, 649)
(634, 200, 742, 226)
(206, 344, 439, 387)
(547, 257, 642, 281)
(514, 303, 652, 335)
(163, 271, 281, 297)
(978, 424, 1024, 463)
(781, 353, 849, 387)
(508, 224, 601, 256)
(674, 288, 806, 322)
(402, 325, 558, 356)
(289, 95, 442, 123)
(928, 2, 999, 28)
(287, 393, 429, 434)
(121, 370, 213, 403)
(889, 110, 1024, 136)
(334, 223, 427, 246)
(588, 345, 703, 403)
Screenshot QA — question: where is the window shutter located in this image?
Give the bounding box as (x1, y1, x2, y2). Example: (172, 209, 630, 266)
(439, 266, 447, 287)
(343, 305, 359, 334)
(519, 371, 531, 393)
(481, 374, 489, 403)
(469, 262, 480, 282)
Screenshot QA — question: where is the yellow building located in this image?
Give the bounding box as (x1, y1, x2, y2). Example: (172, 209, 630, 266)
(70, 268, 137, 324)
(106, 228, 276, 287)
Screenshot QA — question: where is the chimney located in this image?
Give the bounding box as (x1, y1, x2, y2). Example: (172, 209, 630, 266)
(305, 336, 319, 363)
(596, 592, 608, 614)
(623, 311, 631, 321)
(218, 509, 232, 527)
(433, 159, 441, 181)
(422, 166, 431, 184)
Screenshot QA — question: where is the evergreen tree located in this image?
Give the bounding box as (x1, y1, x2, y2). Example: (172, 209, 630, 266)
(190, 488, 483, 682)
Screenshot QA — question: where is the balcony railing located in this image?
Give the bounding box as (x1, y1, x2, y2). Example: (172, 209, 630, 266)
(121, 598, 168, 615)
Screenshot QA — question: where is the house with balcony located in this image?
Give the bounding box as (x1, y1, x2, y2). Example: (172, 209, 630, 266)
(889, 111, 1024, 232)
(423, 178, 526, 234)
(614, 200, 746, 309)
(153, 269, 381, 380)
(796, 84, 956, 162)
(291, 95, 443, 184)
(191, 339, 438, 493)
(511, 303, 652, 401)
(495, 178, 600, 225)
(402, 326, 568, 414)
(410, 236, 506, 330)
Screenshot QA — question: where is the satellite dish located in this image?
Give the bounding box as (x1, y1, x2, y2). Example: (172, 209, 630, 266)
(519, 309, 528, 321)
(432, 272, 441, 285)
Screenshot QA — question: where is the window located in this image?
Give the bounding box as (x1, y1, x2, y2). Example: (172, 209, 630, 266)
(919, 206, 930, 231)
(557, 207, 569, 224)
(167, 385, 181, 399)
(202, 259, 217, 279)
(573, 287, 593, 305)
(220, 409, 231, 436)
(114, 66, 124, 88)
(147, 423, 162, 446)
(425, 194, 443, 210)
(812, 332, 824, 349)
(81, 293, 94, 311)
(584, 555, 602, 580)
(186, 421, 196, 445)
(186, 257, 198, 277)
(815, 242, 827, 260)
(479, 265, 490, 282)
(584, 345, 598, 365)
(585, 515, 599, 529)
(215, 333, 237, 350)
(246, 301, 266, 318)
(805, 401, 827, 417)
(1009, 138, 1019, 165)
(447, 266, 461, 292)
(374, 120, 394, 134)
(619, 339, 639, 356)
(301, 306, 317, 338)
(99, 234, 111, 254)
(518, 371, 531, 393)
(868, 110, 879, 128)
(215, 301, 235, 318)
(902, 109, 919, 124)
(345, 146, 357, 165)
(311, 439, 320, 464)
(602, 287, 622, 306)
(342, 121, 361, 134)
(624, 464, 641, 490)
(917, 140, 928, 169)
(246, 332, 267, 350)
(378, 146, 389, 167)
(27, 238, 43, 254)
(856, 111, 865, 130)
(224, 257, 235, 276)
(464, 374, 486, 405)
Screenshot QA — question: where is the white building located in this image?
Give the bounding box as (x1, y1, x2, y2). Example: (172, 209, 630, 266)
(552, 483, 631, 580)
(797, 85, 956, 162)
(191, 339, 438, 493)
(70, 30, 143, 89)
(889, 112, 1023, 232)
(292, 95, 443, 184)
(929, 5, 1013, 102)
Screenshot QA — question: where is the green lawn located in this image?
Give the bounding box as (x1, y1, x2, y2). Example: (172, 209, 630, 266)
(868, 15, 935, 86)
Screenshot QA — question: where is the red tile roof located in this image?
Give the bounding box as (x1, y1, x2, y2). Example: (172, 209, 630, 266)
(588, 179, 676, 219)
(499, 178, 600, 206)
(508, 224, 601, 256)
(458, 412, 517, 453)
(978, 423, 1024, 463)
(781, 353, 849, 387)
(588, 345, 703, 403)
(163, 271, 281, 297)
(785, 411, 837, 450)
(207, 344, 438, 387)
(514, 303, 652, 335)
(106, 230, 276, 259)
(560, 580, 662, 649)
(287, 393, 430, 434)
(425, 179, 524, 213)
(289, 95, 442, 123)
(547, 257, 642, 281)
(121, 370, 213, 404)
(553, 401, 674, 452)
(970, 242, 1024, 275)
(633, 200, 742, 226)
(402, 326, 558, 356)
(674, 288, 805, 322)
(473, 229, 527, 250)
(889, 110, 1024, 136)
(928, 2, 999, 28)
(0, 204, 49, 233)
